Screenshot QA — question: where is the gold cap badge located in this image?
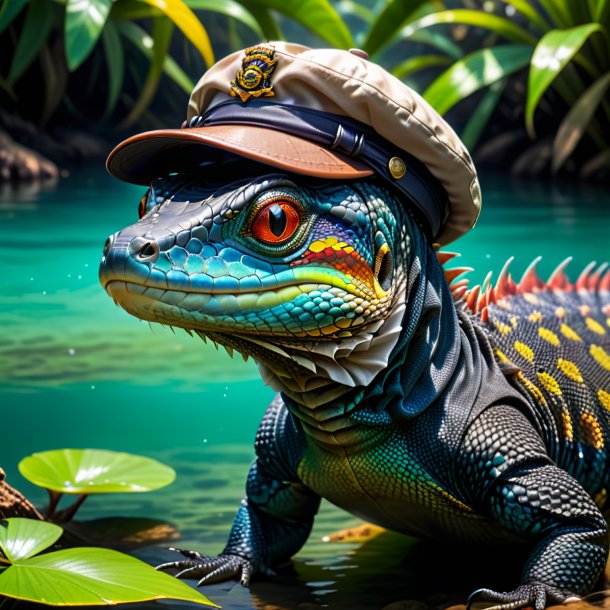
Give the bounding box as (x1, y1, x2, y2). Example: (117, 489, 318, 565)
(230, 46, 278, 103)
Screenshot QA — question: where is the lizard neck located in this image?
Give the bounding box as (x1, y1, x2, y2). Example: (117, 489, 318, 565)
(269, 214, 468, 448)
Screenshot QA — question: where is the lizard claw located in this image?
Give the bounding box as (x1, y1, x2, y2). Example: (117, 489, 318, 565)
(156, 548, 256, 586)
(467, 583, 571, 610)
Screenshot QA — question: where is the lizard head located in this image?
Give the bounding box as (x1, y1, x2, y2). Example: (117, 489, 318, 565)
(99, 43, 481, 406)
(100, 163, 412, 402)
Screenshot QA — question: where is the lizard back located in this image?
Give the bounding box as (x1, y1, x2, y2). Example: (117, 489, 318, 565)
(456, 256, 610, 501)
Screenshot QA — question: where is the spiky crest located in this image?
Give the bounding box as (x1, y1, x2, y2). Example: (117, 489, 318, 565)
(437, 251, 610, 322)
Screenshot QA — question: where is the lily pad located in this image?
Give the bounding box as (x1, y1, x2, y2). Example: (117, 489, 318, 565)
(19, 449, 176, 494)
(0, 518, 62, 562)
(0, 519, 217, 606)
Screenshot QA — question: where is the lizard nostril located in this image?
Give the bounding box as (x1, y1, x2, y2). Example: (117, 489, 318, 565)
(136, 241, 159, 262)
(128, 236, 160, 263)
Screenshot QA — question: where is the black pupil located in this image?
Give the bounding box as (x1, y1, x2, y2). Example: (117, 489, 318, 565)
(268, 204, 287, 237)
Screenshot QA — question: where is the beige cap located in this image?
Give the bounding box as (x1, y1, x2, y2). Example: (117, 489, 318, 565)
(107, 42, 481, 244)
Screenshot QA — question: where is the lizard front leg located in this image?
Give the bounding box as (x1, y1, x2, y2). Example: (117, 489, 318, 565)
(158, 397, 321, 585)
(459, 404, 608, 610)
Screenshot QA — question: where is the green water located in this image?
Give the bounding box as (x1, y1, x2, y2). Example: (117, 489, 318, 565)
(1, 169, 609, 609)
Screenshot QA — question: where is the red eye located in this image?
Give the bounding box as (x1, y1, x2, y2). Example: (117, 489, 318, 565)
(250, 201, 300, 244)
(138, 193, 147, 219)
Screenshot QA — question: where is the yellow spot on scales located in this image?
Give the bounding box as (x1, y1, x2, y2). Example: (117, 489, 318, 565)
(555, 306, 565, 318)
(539, 327, 560, 346)
(586, 317, 606, 335)
(598, 389, 610, 411)
(523, 293, 538, 305)
(514, 341, 534, 363)
(557, 358, 583, 383)
(494, 320, 512, 334)
(528, 311, 542, 323)
(494, 348, 512, 364)
(591, 345, 610, 371)
(561, 324, 582, 342)
(580, 413, 604, 450)
(516, 371, 547, 406)
(309, 237, 338, 252)
(537, 371, 562, 395)
(561, 410, 574, 442)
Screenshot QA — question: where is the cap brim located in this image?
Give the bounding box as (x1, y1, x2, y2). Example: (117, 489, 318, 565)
(106, 124, 374, 185)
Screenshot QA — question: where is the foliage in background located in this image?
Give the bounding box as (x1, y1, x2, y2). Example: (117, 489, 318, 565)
(1, 0, 609, 178)
(353, 0, 610, 177)
(0, 518, 216, 606)
(0, 0, 352, 127)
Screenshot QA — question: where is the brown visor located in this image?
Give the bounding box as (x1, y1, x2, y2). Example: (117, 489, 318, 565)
(106, 124, 374, 186)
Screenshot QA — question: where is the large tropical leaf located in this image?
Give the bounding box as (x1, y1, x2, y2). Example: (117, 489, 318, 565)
(362, 0, 435, 57)
(134, 0, 214, 67)
(0, 519, 217, 607)
(0, 0, 28, 34)
(245, 0, 354, 48)
(552, 71, 610, 172)
(7, 0, 55, 85)
(244, 3, 282, 39)
(461, 77, 507, 150)
(122, 16, 174, 126)
(408, 29, 463, 60)
(526, 23, 604, 136)
(502, 0, 550, 32)
(18, 449, 176, 494)
(116, 20, 194, 94)
(64, 0, 113, 71)
(391, 54, 451, 80)
(398, 9, 537, 46)
(0, 519, 62, 563)
(101, 21, 124, 118)
(184, 0, 264, 38)
(423, 44, 532, 115)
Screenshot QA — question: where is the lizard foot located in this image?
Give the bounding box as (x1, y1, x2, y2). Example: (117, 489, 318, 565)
(156, 547, 256, 586)
(467, 582, 573, 610)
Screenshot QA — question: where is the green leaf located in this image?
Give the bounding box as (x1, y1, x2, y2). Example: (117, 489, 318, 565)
(134, 0, 214, 67)
(0, 519, 62, 563)
(64, 0, 112, 71)
(362, 0, 434, 56)
(101, 21, 124, 118)
(0, 546, 217, 606)
(19, 449, 176, 494)
(246, 0, 354, 48)
(391, 54, 451, 80)
(243, 3, 281, 39)
(184, 0, 264, 38)
(335, 0, 374, 27)
(0, 0, 28, 34)
(399, 9, 537, 46)
(122, 16, 173, 126)
(116, 20, 194, 94)
(526, 23, 604, 136)
(110, 0, 163, 20)
(501, 0, 550, 32)
(7, 0, 54, 85)
(552, 71, 610, 172)
(408, 29, 463, 60)
(594, 0, 609, 23)
(461, 78, 507, 150)
(423, 44, 532, 115)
